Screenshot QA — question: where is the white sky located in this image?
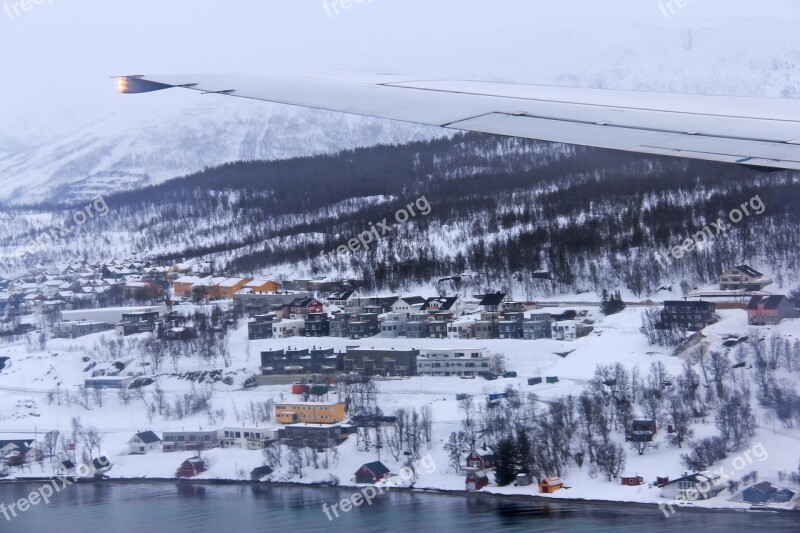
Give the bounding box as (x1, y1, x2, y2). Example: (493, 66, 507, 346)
(0, 0, 798, 144)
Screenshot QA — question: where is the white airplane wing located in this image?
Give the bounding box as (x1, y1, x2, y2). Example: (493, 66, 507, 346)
(117, 73, 800, 171)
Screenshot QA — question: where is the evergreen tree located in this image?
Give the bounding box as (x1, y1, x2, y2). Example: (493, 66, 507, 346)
(493, 436, 517, 486)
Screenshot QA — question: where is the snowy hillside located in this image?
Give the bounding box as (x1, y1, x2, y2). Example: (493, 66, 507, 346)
(0, 96, 443, 205)
(1, 16, 799, 205)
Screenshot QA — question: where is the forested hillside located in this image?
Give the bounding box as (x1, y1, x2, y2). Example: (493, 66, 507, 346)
(3, 133, 798, 297)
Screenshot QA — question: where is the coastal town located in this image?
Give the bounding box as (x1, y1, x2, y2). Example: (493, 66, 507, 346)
(0, 258, 798, 514)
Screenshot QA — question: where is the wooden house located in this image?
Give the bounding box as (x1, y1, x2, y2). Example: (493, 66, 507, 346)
(465, 470, 489, 492)
(177, 457, 206, 478)
(539, 476, 564, 494)
(621, 475, 644, 486)
(128, 431, 162, 454)
(746, 295, 797, 325)
(354, 461, 391, 484)
(465, 448, 496, 470)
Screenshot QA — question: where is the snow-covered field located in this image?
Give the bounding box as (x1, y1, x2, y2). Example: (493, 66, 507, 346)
(0, 304, 798, 514)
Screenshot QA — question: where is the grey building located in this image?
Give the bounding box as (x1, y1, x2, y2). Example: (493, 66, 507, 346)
(348, 313, 379, 339)
(405, 319, 430, 338)
(162, 430, 219, 452)
(281, 424, 347, 449)
(473, 319, 497, 339)
(234, 291, 312, 317)
(498, 312, 524, 339)
(259, 347, 338, 375)
(329, 316, 350, 337)
(523, 313, 552, 340)
(304, 313, 330, 337)
(248, 315, 275, 340)
(660, 300, 717, 331)
(342, 347, 419, 376)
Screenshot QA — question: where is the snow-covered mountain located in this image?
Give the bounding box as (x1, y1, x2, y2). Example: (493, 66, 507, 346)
(1, 15, 799, 205)
(0, 97, 443, 205)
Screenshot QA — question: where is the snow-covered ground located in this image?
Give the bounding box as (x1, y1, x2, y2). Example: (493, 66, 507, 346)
(0, 304, 798, 514)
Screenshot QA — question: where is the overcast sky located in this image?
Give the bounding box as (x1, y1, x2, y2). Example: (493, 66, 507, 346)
(1, 0, 798, 143)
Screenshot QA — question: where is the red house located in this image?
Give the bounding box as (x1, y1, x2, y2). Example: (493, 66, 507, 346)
(289, 298, 324, 318)
(354, 461, 391, 484)
(465, 448, 495, 470)
(746, 295, 796, 326)
(465, 470, 489, 492)
(621, 475, 644, 486)
(177, 457, 206, 478)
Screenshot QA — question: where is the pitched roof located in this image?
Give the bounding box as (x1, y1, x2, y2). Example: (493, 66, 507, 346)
(540, 476, 563, 486)
(734, 265, 763, 278)
(747, 481, 778, 496)
(424, 296, 460, 311)
(360, 461, 391, 476)
(329, 290, 355, 300)
(747, 295, 788, 310)
(400, 296, 426, 306)
(135, 430, 162, 444)
(479, 292, 507, 306)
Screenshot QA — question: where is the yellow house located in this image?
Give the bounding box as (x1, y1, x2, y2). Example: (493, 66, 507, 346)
(275, 402, 345, 425)
(214, 277, 254, 299)
(244, 279, 282, 293)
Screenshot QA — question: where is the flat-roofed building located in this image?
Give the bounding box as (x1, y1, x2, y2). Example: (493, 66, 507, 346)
(417, 348, 498, 377)
(162, 430, 219, 452)
(342, 347, 418, 376)
(275, 402, 345, 425)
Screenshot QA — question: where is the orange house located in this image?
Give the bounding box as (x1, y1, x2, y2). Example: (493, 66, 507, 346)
(214, 277, 254, 299)
(172, 276, 201, 298)
(539, 476, 564, 494)
(244, 279, 282, 293)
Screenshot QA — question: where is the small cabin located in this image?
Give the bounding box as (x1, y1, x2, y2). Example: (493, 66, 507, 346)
(621, 475, 644, 486)
(466, 470, 489, 492)
(514, 473, 534, 486)
(539, 476, 564, 494)
(250, 465, 274, 481)
(177, 457, 206, 478)
(354, 461, 391, 484)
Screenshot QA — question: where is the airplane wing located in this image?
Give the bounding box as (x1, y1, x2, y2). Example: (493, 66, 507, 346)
(116, 73, 800, 171)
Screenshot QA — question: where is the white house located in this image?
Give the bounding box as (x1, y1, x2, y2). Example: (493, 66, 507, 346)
(660, 472, 724, 501)
(272, 318, 305, 339)
(390, 296, 426, 317)
(221, 427, 277, 450)
(447, 320, 475, 339)
(380, 312, 408, 338)
(327, 290, 359, 307)
(128, 431, 162, 454)
(551, 320, 577, 341)
(417, 348, 498, 377)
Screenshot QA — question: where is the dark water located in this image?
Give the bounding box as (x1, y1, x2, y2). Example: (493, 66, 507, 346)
(0, 482, 796, 532)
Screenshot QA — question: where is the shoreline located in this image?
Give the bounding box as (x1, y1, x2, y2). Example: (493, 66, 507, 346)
(1, 476, 797, 515)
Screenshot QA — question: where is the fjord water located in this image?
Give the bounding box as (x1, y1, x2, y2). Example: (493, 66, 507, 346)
(0, 483, 796, 532)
